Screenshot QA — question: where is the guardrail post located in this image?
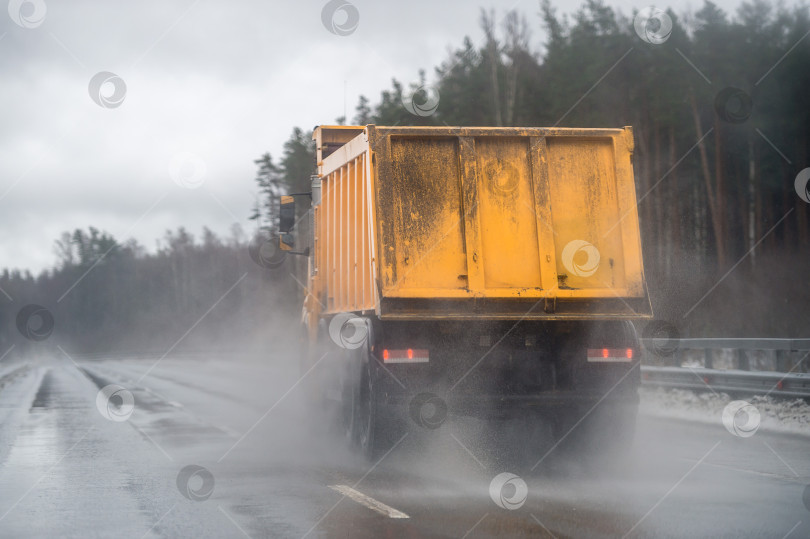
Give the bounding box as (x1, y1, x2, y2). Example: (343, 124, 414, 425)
(667, 348, 680, 367)
(776, 350, 790, 372)
(737, 349, 750, 371)
(703, 348, 713, 369)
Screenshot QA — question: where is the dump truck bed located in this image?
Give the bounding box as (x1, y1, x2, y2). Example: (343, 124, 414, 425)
(312, 125, 651, 320)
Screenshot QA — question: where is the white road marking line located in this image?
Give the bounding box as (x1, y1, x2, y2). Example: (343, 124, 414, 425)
(328, 485, 409, 519)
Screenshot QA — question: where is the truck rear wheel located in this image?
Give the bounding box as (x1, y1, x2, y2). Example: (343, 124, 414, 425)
(347, 342, 398, 460)
(353, 351, 375, 457)
(539, 395, 638, 475)
(587, 400, 638, 456)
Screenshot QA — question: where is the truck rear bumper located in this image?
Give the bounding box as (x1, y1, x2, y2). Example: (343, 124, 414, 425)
(383, 389, 639, 419)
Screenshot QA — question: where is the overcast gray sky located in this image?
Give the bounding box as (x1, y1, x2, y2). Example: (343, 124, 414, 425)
(1, 0, 748, 273)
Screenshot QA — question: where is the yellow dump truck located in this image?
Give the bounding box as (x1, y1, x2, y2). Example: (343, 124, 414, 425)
(280, 125, 651, 459)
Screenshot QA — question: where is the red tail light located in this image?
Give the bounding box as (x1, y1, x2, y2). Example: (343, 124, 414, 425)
(587, 348, 635, 363)
(382, 348, 429, 364)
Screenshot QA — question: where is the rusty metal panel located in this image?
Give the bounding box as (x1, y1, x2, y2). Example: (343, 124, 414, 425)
(474, 136, 544, 290)
(545, 136, 634, 297)
(375, 135, 468, 295)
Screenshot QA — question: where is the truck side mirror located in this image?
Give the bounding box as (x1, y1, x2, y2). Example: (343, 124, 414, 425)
(279, 195, 296, 233)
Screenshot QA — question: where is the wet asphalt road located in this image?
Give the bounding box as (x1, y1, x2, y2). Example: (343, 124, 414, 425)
(0, 354, 808, 538)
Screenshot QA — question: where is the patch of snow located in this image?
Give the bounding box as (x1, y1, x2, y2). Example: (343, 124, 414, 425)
(639, 386, 810, 436)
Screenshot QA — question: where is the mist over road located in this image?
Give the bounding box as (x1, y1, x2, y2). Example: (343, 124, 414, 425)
(0, 354, 806, 538)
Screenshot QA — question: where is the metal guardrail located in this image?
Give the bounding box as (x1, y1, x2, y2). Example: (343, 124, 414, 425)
(640, 337, 810, 371)
(640, 366, 810, 400)
(639, 337, 810, 399)
(647, 338, 810, 350)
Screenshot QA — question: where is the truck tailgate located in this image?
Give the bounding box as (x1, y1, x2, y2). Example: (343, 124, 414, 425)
(369, 126, 650, 319)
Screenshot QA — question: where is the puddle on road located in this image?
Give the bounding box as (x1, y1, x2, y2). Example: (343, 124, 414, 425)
(0, 365, 181, 537)
(80, 365, 236, 458)
(30, 369, 57, 409)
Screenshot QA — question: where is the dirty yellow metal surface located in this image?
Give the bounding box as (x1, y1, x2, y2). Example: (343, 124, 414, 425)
(311, 125, 650, 320)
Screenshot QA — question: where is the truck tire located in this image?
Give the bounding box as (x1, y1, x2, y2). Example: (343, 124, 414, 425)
(340, 342, 367, 444)
(541, 321, 640, 467)
(349, 341, 398, 460)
